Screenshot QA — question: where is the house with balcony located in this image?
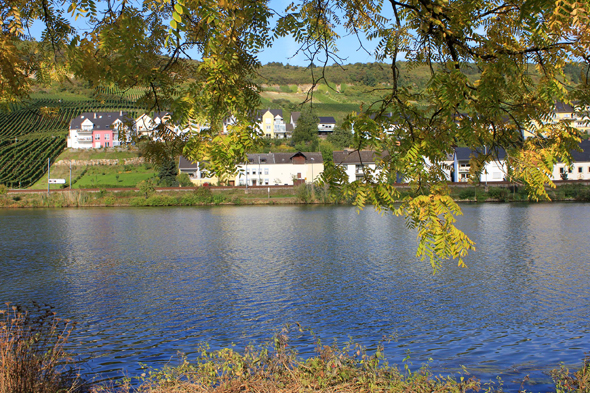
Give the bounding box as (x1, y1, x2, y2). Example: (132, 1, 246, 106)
(524, 102, 590, 138)
(256, 109, 287, 138)
(317, 117, 336, 136)
(67, 112, 128, 149)
(134, 111, 191, 140)
(453, 147, 507, 182)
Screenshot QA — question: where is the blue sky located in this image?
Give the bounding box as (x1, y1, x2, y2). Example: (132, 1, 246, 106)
(26, 0, 383, 66)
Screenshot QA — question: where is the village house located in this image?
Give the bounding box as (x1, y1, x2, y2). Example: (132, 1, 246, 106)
(179, 152, 323, 186)
(134, 112, 191, 140)
(178, 156, 220, 186)
(256, 109, 288, 138)
(332, 150, 393, 182)
(524, 102, 590, 138)
(453, 147, 507, 183)
(551, 139, 590, 181)
(317, 116, 337, 136)
(67, 112, 128, 149)
(236, 152, 324, 186)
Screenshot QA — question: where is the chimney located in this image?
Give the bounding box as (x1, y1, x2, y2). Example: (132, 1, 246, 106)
(94, 113, 96, 119)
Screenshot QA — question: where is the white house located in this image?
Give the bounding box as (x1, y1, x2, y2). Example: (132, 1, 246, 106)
(332, 150, 393, 182)
(453, 147, 507, 183)
(67, 112, 128, 149)
(236, 152, 324, 186)
(134, 112, 189, 140)
(317, 116, 336, 136)
(524, 102, 590, 138)
(551, 139, 590, 180)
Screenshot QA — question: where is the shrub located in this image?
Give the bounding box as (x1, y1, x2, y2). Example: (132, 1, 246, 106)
(137, 178, 156, 199)
(0, 184, 7, 195)
(93, 327, 484, 393)
(487, 187, 509, 201)
(176, 173, 193, 187)
(296, 183, 312, 203)
(145, 195, 177, 206)
(0, 303, 81, 393)
(194, 186, 213, 198)
(212, 194, 226, 205)
(457, 188, 475, 200)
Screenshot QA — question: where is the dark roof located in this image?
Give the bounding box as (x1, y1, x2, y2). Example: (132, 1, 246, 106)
(455, 147, 507, 161)
(153, 111, 172, 119)
(272, 152, 323, 164)
(178, 156, 199, 170)
(318, 116, 336, 124)
(246, 153, 275, 164)
(70, 112, 129, 129)
(555, 102, 575, 114)
(256, 109, 283, 121)
(569, 140, 590, 162)
(332, 150, 387, 165)
(286, 124, 294, 132)
(290, 112, 301, 123)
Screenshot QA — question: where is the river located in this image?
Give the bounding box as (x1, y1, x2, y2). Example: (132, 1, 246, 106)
(1, 204, 589, 391)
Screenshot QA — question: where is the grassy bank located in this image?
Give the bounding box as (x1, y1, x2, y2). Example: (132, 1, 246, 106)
(2, 304, 589, 393)
(4, 183, 590, 208)
(0, 187, 299, 208)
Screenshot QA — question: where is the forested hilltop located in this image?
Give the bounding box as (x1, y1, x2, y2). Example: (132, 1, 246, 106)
(257, 61, 587, 89)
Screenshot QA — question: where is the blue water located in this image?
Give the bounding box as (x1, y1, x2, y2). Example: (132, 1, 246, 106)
(1, 204, 589, 391)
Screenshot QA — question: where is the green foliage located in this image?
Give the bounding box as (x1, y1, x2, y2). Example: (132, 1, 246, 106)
(295, 183, 312, 203)
(176, 173, 193, 187)
(157, 159, 178, 187)
(327, 125, 353, 149)
(319, 141, 334, 163)
(0, 184, 7, 195)
(137, 178, 156, 199)
(291, 109, 319, 150)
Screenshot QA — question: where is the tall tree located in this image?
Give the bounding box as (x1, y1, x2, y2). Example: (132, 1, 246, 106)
(291, 109, 319, 150)
(1, 0, 589, 269)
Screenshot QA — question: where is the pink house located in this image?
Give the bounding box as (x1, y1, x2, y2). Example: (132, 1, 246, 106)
(68, 112, 129, 149)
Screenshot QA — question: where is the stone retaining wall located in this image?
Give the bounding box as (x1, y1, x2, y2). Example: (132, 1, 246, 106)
(54, 157, 145, 167)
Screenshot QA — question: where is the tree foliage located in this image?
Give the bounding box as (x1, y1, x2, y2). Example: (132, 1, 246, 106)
(1, 0, 590, 270)
(291, 109, 319, 150)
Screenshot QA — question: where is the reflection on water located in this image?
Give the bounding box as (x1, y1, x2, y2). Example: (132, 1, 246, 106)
(1, 204, 589, 391)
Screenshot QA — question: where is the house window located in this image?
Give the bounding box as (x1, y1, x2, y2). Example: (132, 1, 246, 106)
(264, 168, 269, 175)
(560, 167, 564, 174)
(95, 134, 100, 140)
(105, 134, 110, 140)
(252, 169, 256, 175)
(265, 179, 269, 185)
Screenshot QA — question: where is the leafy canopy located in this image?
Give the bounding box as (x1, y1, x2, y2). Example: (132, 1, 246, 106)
(2, 0, 590, 270)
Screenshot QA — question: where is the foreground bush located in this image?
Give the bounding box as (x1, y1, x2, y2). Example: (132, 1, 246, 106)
(94, 327, 487, 393)
(0, 303, 82, 393)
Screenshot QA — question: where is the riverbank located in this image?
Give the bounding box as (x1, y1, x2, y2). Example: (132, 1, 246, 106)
(2, 304, 589, 393)
(2, 183, 590, 208)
